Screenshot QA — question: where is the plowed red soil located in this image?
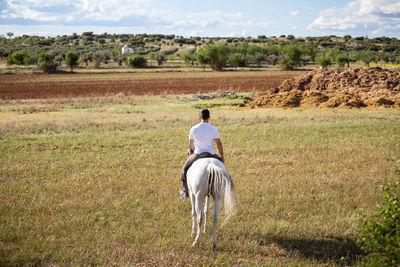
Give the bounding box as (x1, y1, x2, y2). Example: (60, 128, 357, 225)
(0, 71, 302, 100)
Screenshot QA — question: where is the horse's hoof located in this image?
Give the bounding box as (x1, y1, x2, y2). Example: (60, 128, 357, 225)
(212, 243, 217, 250)
(192, 242, 198, 247)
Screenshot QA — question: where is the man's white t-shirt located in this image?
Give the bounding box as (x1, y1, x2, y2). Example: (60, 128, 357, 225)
(189, 122, 220, 154)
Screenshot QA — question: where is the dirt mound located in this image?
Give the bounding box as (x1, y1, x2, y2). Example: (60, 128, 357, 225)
(248, 67, 400, 108)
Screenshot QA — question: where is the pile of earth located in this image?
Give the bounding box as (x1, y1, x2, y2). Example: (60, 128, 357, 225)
(248, 67, 400, 108)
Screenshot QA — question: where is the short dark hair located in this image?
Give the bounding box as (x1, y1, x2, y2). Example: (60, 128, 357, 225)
(200, 109, 210, 120)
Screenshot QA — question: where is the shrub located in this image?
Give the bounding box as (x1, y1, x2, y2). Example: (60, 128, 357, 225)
(37, 53, 57, 73)
(127, 54, 147, 68)
(358, 175, 400, 266)
(316, 56, 331, 68)
(10, 51, 30, 65)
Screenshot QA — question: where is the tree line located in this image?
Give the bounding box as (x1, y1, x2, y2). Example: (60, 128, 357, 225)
(2, 32, 400, 73)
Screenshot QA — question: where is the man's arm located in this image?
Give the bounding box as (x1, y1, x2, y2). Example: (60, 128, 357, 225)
(215, 138, 224, 163)
(189, 139, 195, 151)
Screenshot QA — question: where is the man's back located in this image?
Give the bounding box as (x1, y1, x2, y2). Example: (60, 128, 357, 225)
(190, 122, 219, 154)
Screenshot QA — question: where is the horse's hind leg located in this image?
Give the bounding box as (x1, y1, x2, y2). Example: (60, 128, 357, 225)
(203, 195, 210, 233)
(192, 195, 203, 247)
(189, 192, 196, 237)
(211, 198, 222, 250)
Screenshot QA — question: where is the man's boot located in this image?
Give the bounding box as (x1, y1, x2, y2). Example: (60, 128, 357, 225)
(179, 173, 189, 198)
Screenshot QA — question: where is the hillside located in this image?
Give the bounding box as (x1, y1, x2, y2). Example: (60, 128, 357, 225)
(1, 33, 400, 69)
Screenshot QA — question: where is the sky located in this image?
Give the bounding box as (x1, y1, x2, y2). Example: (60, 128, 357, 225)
(1, 0, 400, 38)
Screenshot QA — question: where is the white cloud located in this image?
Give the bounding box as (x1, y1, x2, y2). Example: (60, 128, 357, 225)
(73, 0, 150, 21)
(0, 0, 272, 36)
(308, 0, 400, 36)
(1, 0, 61, 21)
(289, 11, 299, 16)
(1, 0, 151, 21)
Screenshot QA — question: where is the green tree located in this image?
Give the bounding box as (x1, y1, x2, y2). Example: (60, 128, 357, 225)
(147, 52, 155, 60)
(94, 57, 101, 68)
(11, 51, 30, 65)
(196, 52, 208, 71)
(148, 51, 156, 66)
(196, 43, 230, 71)
(156, 53, 166, 66)
(65, 51, 79, 72)
(279, 57, 297, 70)
(127, 54, 147, 68)
(37, 53, 57, 73)
(247, 44, 264, 66)
(325, 48, 342, 60)
(355, 50, 377, 67)
(80, 53, 92, 66)
(316, 56, 331, 68)
(181, 49, 196, 65)
(378, 52, 390, 65)
(395, 56, 400, 65)
(300, 45, 319, 64)
(279, 45, 303, 70)
(264, 45, 282, 65)
(335, 54, 347, 68)
(264, 45, 281, 56)
(229, 53, 243, 70)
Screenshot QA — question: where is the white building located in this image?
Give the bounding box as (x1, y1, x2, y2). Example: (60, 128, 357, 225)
(122, 44, 134, 54)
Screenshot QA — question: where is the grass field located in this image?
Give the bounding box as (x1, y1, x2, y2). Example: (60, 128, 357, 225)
(1, 94, 400, 266)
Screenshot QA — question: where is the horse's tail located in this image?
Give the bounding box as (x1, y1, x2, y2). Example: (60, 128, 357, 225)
(207, 163, 236, 221)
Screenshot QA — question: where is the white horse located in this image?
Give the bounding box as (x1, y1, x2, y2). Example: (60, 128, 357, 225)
(187, 157, 236, 249)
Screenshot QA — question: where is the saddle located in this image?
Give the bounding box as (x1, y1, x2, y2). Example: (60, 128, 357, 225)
(198, 152, 223, 161)
(188, 149, 222, 161)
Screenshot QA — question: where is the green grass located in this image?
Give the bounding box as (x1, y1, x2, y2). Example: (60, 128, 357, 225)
(1, 95, 400, 266)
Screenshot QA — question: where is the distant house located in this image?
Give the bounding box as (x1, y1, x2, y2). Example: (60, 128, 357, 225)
(122, 44, 134, 54)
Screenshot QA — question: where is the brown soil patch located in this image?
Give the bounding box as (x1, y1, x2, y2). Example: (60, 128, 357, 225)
(248, 67, 400, 108)
(0, 71, 302, 100)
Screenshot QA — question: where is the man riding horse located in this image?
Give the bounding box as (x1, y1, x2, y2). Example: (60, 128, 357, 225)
(180, 109, 224, 197)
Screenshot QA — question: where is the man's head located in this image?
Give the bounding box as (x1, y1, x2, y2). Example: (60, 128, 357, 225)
(200, 109, 210, 121)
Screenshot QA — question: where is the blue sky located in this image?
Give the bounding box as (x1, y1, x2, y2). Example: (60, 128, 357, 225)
(1, 0, 400, 37)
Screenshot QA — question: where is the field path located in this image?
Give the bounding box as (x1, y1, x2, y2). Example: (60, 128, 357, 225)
(0, 71, 304, 99)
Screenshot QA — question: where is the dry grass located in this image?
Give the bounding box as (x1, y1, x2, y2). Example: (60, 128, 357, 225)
(1, 95, 400, 266)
